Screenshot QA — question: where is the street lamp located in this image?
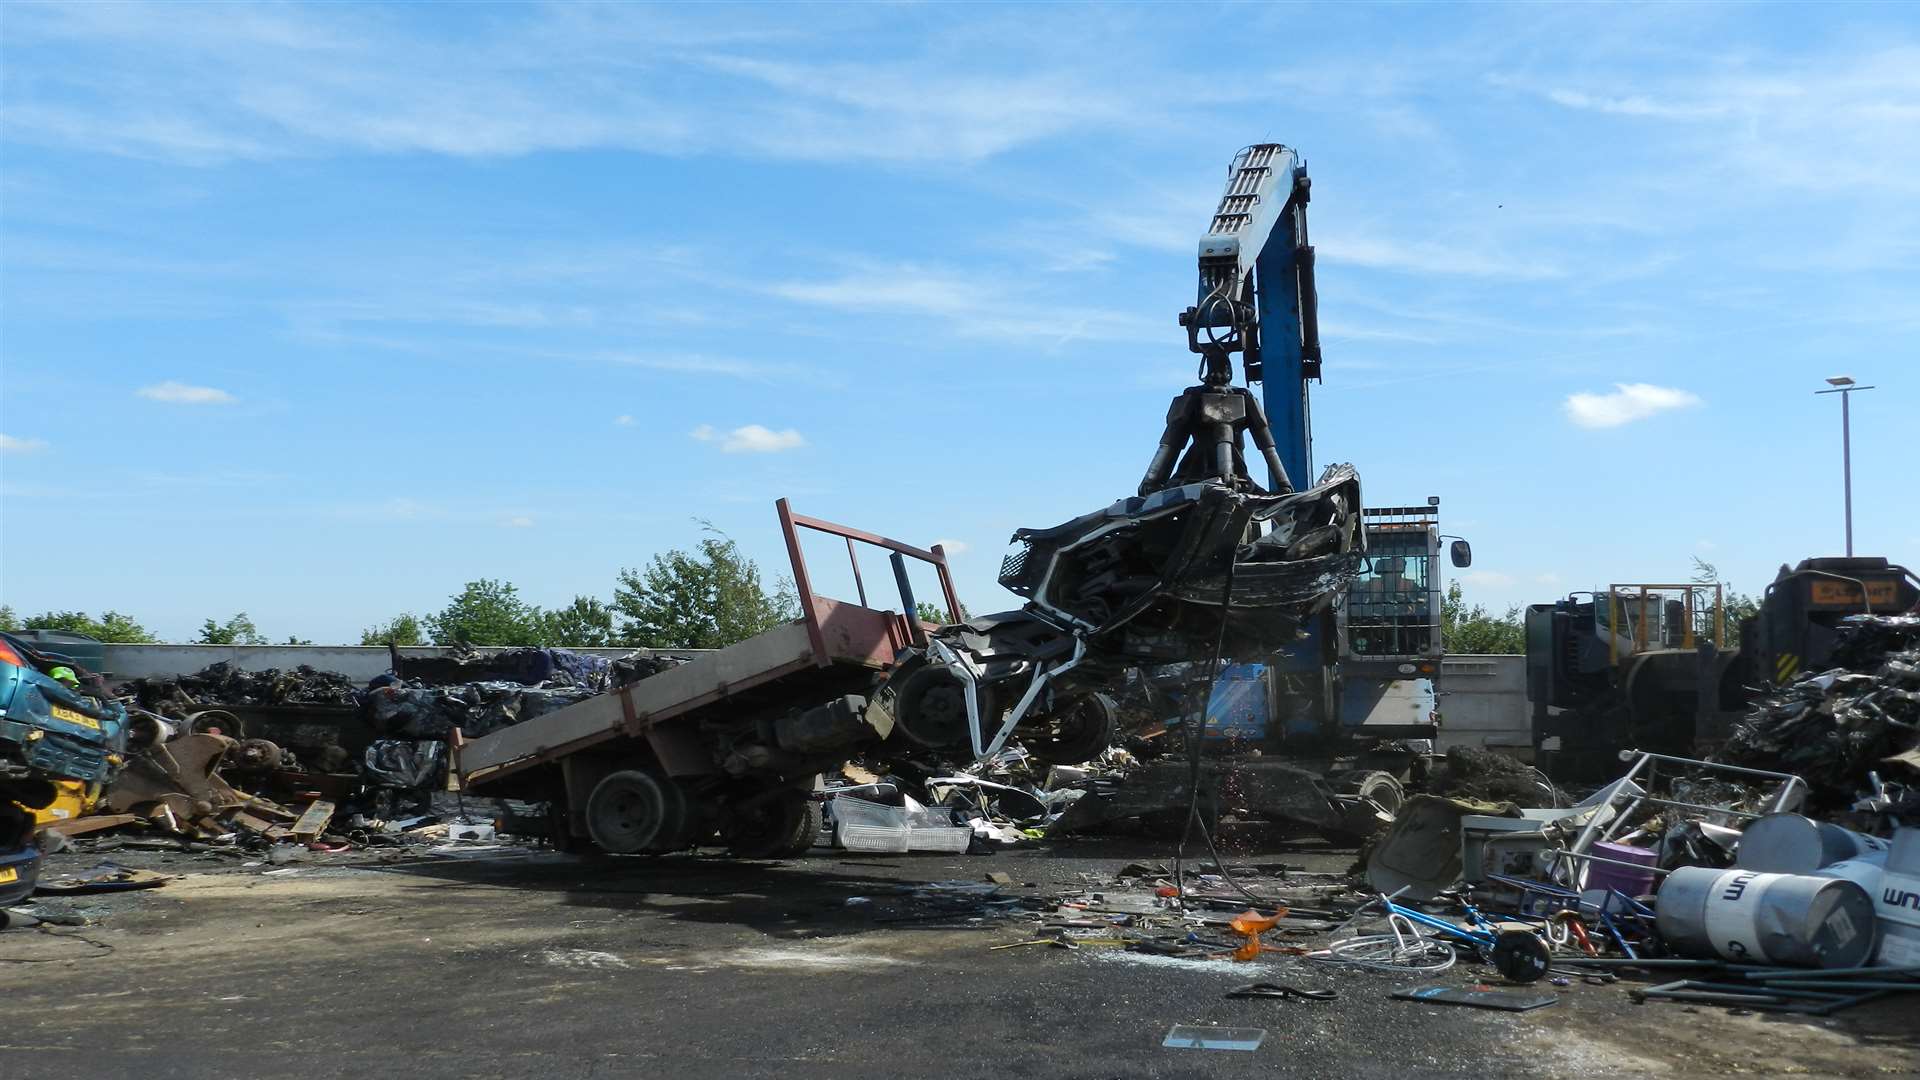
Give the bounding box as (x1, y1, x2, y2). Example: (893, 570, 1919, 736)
(1815, 375, 1876, 556)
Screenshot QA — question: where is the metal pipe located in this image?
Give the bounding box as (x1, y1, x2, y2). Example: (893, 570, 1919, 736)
(1843, 388, 1852, 556)
(846, 536, 868, 608)
(891, 552, 927, 649)
(1745, 964, 1920, 980)
(1760, 980, 1920, 992)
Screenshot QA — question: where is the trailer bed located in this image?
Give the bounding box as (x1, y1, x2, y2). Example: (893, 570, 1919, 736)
(456, 597, 915, 788)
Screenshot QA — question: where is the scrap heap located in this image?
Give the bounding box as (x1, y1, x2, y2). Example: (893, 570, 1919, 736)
(1721, 613, 1920, 814)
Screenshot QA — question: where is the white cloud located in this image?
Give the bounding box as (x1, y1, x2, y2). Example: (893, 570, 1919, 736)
(769, 266, 1159, 345)
(1320, 231, 1564, 281)
(0, 5, 1155, 167)
(1563, 383, 1701, 429)
(1534, 572, 1563, 586)
(1461, 570, 1516, 588)
(933, 538, 969, 555)
(0, 434, 50, 454)
(136, 380, 238, 405)
(692, 424, 806, 454)
(1543, 88, 1727, 122)
(503, 515, 535, 528)
(1696, 539, 1717, 551)
(614, 415, 634, 426)
(611, 353, 814, 381)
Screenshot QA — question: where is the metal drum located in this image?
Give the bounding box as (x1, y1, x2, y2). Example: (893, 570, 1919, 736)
(1657, 866, 1877, 969)
(1735, 813, 1892, 874)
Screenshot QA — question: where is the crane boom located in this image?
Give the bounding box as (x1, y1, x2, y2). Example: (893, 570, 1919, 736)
(1183, 144, 1321, 491)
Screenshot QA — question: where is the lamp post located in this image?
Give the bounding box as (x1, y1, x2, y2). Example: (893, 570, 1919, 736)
(1815, 375, 1875, 556)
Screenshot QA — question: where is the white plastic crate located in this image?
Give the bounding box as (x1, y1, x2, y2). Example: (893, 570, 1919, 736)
(831, 796, 911, 852)
(901, 797, 972, 852)
(838, 822, 912, 853)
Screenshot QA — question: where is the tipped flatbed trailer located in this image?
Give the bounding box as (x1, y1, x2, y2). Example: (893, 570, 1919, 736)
(452, 500, 962, 857)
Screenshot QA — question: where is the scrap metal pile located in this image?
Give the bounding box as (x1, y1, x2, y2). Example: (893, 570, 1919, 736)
(120, 662, 360, 713)
(1721, 613, 1920, 814)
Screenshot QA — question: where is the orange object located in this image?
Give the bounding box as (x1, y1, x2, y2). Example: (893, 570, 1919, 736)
(1567, 918, 1598, 957)
(1155, 886, 1180, 898)
(1232, 937, 1264, 961)
(1227, 908, 1287, 935)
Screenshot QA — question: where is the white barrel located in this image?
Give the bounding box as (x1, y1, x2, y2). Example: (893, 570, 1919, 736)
(1736, 813, 1893, 874)
(1657, 866, 1877, 968)
(1876, 829, 1920, 968)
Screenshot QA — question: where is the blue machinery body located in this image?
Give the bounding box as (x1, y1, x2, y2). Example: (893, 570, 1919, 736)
(1185, 146, 1448, 746)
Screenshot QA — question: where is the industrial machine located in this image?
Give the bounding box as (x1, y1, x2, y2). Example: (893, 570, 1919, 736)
(1155, 145, 1471, 754)
(1331, 501, 1473, 743)
(1742, 556, 1919, 686)
(1526, 556, 1919, 777)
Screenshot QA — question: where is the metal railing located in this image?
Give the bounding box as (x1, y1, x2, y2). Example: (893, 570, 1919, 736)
(775, 498, 963, 666)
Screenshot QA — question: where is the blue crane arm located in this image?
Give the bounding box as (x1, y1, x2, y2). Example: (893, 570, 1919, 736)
(1188, 144, 1321, 491)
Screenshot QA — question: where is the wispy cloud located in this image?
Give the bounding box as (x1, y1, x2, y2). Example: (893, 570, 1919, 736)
(502, 514, 535, 529)
(1564, 383, 1701, 429)
(1, 434, 51, 454)
(614, 415, 635, 427)
(1542, 88, 1727, 122)
(1, 4, 1159, 167)
(609, 352, 816, 381)
(1461, 570, 1516, 588)
(769, 265, 1159, 346)
(1321, 232, 1564, 281)
(934, 539, 970, 555)
(691, 424, 807, 454)
(137, 380, 238, 405)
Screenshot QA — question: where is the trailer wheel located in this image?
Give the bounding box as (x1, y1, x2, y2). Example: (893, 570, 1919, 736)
(726, 790, 821, 859)
(1025, 693, 1117, 766)
(585, 770, 682, 854)
(891, 665, 991, 751)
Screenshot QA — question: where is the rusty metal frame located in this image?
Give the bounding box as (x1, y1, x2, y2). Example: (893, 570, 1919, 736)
(776, 497, 963, 667)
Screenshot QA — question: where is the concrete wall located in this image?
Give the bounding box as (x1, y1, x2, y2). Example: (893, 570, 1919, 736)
(98, 644, 644, 684)
(1434, 654, 1531, 755)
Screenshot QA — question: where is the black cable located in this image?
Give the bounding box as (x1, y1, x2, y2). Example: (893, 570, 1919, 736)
(1174, 549, 1240, 903)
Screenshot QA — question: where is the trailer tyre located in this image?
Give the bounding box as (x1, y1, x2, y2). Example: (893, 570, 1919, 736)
(726, 790, 821, 859)
(1025, 693, 1117, 766)
(585, 770, 678, 854)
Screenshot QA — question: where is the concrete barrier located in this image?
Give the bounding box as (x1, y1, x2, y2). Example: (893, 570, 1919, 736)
(1435, 654, 1530, 755)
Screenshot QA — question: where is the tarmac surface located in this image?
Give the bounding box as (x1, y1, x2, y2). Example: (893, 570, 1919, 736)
(1, 834, 1914, 1080)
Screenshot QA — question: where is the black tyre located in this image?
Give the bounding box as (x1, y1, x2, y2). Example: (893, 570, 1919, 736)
(726, 789, 821, 859)
(891, 665, 988, 751)
(1025, 693, 1117, 766)
(585, 770, 680, 854)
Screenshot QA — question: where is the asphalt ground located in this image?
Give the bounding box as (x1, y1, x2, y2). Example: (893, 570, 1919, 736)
(1, 834, 1914, 1080)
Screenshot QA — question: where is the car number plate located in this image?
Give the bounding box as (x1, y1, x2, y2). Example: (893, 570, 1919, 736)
(49, 705, 100, 730)
(0, 867, 18, 885)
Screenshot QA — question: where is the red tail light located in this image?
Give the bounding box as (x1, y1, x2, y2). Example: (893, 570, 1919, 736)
(0, 639, 23, 668)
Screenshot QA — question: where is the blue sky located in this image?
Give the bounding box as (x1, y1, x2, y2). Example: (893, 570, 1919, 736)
(3, 2, 1916, 644)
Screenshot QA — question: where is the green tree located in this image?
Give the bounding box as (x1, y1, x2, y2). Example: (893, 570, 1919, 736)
(360, 614, 425, 647)
(1689, 557, 1761, 648)
(1441, 581, 1527, 654)
(21, 610, 157, 643)
(614, 528, 795, 648)
(915, 601, 952, 625)
(197, 612, 268, 645)
(282, 635, 314, 646)
(0, 605, 19, 632)
(540, 596, 617, 648)
(426, 580, 545, 646)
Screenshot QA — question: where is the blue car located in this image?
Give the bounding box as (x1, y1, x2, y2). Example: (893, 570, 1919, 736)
(0, 632, 129, 906)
